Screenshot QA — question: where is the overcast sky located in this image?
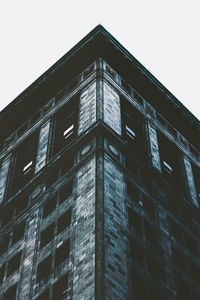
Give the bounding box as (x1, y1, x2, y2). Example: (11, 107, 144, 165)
(1, 0, 200, 120)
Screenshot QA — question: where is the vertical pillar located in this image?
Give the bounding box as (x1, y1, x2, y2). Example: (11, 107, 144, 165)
(183, 155, 199, 207)
(35, 120, 51, 174)
(73, 158, 96, 299)
(78, 82, 97, 135)
(0, 155, 11, 204)
(18, 210, 39, 299)
(158, 206, 174, 290)
(103, 82, 122, 135)
(104, 157, 128, 300)
(147, 121, 161, 173)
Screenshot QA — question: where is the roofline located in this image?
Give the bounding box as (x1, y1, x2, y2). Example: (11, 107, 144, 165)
(1, 24, 199, 128)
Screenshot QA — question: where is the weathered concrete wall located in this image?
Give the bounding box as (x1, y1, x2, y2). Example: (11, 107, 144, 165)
(0, 155, 11, 204)
(103, 82, 122, 136)
(147, 122, 161, 173)
(183, 156, 199, 207)
(35, 120, 51, 174)
(104, 157, 128, 300)
(18, 210, 39, 299)
(78, 82, 97, 135)
(73, 157, 96, 300)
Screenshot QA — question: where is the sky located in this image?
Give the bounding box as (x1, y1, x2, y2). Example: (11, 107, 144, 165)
(1, 0, 200, 120)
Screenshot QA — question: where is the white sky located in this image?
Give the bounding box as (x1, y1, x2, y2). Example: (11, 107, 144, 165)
(1, 0, 200, 120)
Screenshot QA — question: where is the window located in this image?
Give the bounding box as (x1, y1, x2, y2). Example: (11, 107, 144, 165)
(145, 222, 158, 247)
(55, 240, 70, 268)
(43, 195, 57, 219)
(11, 221, 25, 245)
(142, 196, 155, 219)
(170, 218, 183, 244)
(132, 272, 146, 299)
(52, 273, 68, 299)
(158, 132, 184, 191)
(37, 255, 52, 282)
(57, 209, 72, 234)
(147, 253, 161, 279)
(40, 208, 71, 249)
(130, 237, 144, 267)
(53, 98, 78, 155)
(3, 283, 18, 300)
(173, 247, 187, 272)
(35, 289, 49, 300)
(126, 181, 139, 204)
(10, 131, 39, 194)
(40, 224, 54, 249)
(59, 181, 73, 204)
(121, 98, 145, 157)
(128, 208, 142, 235)
(7, 251, 22, 277)
(0, 235, 9, 257)
(0, 264, 5, 284)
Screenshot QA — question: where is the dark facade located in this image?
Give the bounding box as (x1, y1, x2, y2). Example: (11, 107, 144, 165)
(0, 25, 200, 300)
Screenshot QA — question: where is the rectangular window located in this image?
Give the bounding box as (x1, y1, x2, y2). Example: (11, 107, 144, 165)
(0, 264, 5, 284)
(145, 221, 158, 247)
(59, 182, 73, 204)
(3, 284, 18, 300)
(40, 224, 54, 249)
(7, 251, 22, 277)
(35, 289, 49, 300)
(53, 98, 78, 155)
(11, 221, 25, 245)
(126, 181, 139, 204)
(121, 98, 146, 158)
(55, 240, 70, 268)
(37, 255, 52, 282)
(147, 253, 161, 278)
(128, 208, 142, 235)
(57, 209, 72, 234)
(158, 132, 184, 192)
(130, 237, 144, 267)
(0, 235, 9, 257)
(10, 131, 39, 195)
(43, 195, 57, 219)
(52, 273, 68, 299)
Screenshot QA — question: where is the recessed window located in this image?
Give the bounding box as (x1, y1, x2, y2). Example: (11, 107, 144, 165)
(10, 131, 39, 194)
(12, 221, 25, 245)
(43, 196, 57, 219)
(57, 209, 72, 234)
(3, 283, 18, 300)
(122, 98, 145, 157)
(37, 255, 52, 282)
(7, 251, 22, 277)
(52, 273, 68, 299)
(147, 253, 161, 278)
(0, 235, 9, 257)
(55, 240, 70, 268)
(158, 131, 184, 192)
(145, 222, 157, 247)
(40, 224, 54, 249)
(132, 272, 146, 299)
(0, 264, 5, 284)
(128, 208, 142, 235)
(59, 182, 73, 204)
(35, 289, 49, 300)
(53, 98, 78, 155)
(130, 237, 144, 267)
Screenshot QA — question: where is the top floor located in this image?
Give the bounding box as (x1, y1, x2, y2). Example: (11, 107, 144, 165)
(0, 25, 199, 152)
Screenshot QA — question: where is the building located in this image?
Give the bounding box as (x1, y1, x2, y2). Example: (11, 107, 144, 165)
(0, 25, 200, 300)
